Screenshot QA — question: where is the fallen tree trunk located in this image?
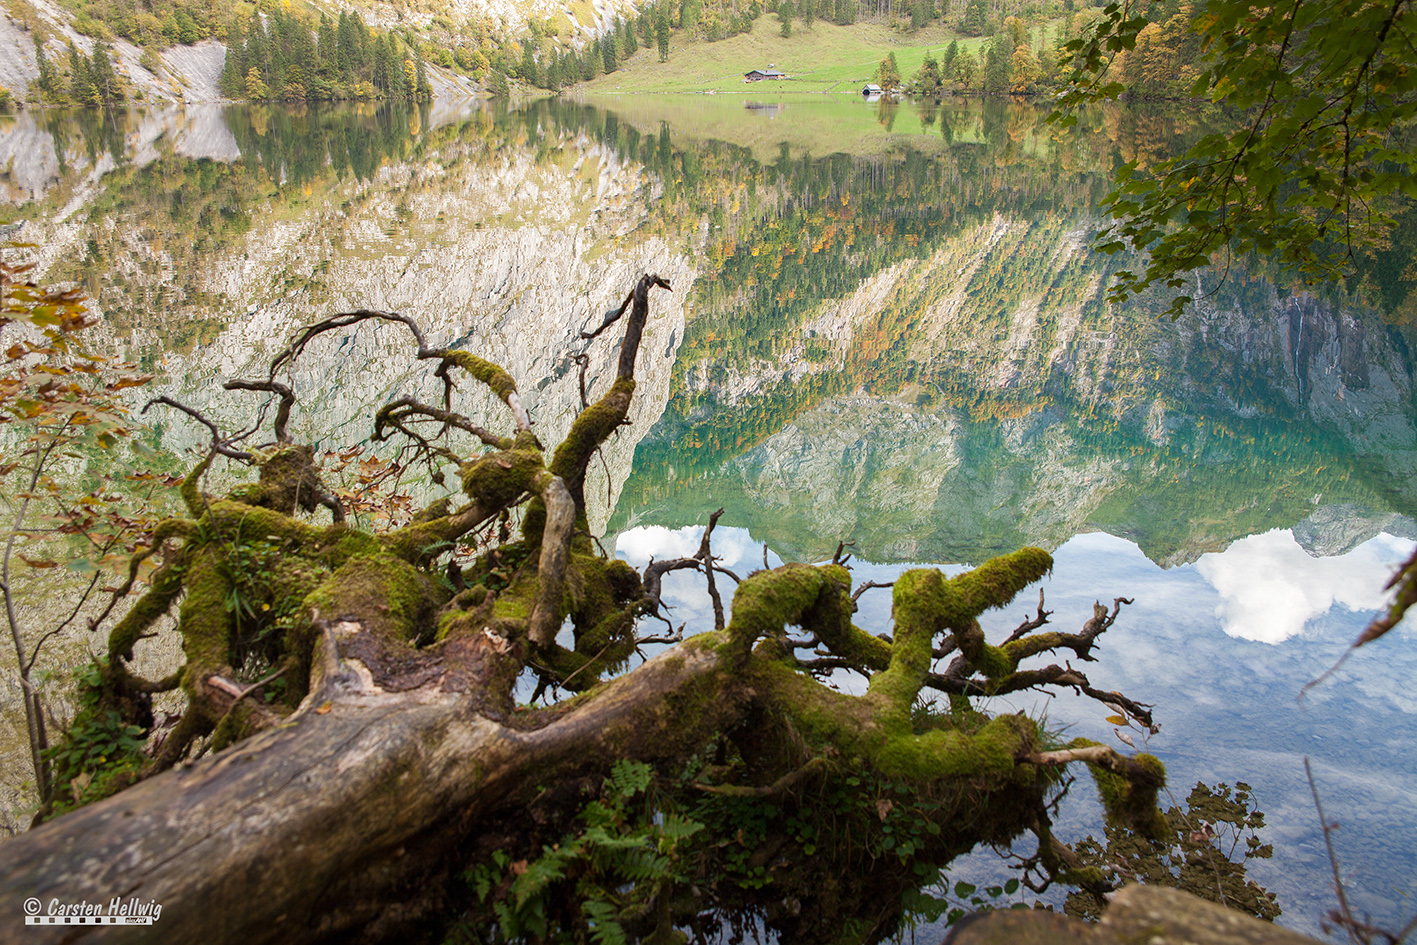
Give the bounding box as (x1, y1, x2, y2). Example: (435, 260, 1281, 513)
(2, 625, 738, 944)
(0, 276, 1167, 945)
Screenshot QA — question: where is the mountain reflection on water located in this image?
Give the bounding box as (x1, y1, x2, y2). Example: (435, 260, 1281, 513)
(4, 97, 1416, 939)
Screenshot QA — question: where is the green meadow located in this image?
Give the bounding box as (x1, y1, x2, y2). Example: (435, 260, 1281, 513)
(578, 20, 991, 95)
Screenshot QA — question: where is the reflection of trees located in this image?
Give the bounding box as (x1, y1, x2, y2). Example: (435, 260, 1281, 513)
(615, 379, 1403, 566)
(31, 107, 126, 176)
(42, 102, 433, 313)
(225, 102, 427, 189)
(1104, 105, 1192, 171)
(875, 98, 898, 131)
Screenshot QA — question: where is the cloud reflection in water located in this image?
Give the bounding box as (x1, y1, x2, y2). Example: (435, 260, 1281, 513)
(1196, 529, 1415, 644)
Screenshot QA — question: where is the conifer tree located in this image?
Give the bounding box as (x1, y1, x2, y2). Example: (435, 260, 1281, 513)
(90, 42, 122, 103)
(336, 12, 357, 81)
(960, 0, 987, 35)
(415, 49, 431, 99)
(34, 37, 57, 99)
(67, 41, 97, 105)
(220, 19, 247, 98)
(983, 35, 1010, 91)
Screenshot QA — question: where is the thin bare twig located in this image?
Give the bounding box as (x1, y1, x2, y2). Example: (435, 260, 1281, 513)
(1308, 757, 1358, 939)
(142, 397, 253, 461)
(852, 580, 893, 603)
(223, 379, 295, 444)
(1005, 588, 1052, 643)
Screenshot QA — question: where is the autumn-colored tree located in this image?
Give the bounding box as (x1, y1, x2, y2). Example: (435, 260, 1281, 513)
(1, 251, 158, 814)
(1010, 44, 1041, 93)
(875, 51, 902, 89)
(245, 65, 270, 99)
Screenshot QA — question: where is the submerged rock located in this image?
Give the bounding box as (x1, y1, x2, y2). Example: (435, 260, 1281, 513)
(944, 886, 1326, 945)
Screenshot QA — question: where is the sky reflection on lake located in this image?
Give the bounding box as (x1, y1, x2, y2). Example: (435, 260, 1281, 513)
(616, 523, 1417, 939)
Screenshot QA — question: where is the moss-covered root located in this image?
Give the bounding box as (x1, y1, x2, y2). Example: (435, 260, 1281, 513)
(304, 553, 443, 646)
(435, 350, 531, 431)
(381, 445, 543, 563)
(809, 567, 892, 671)
(1072, 737, 1169, 840)
(179, 449, 217, 516)
(227, 445, 332, 516)
(876, 711, 1041, 781)
(855, 549, 1052, 708)
(720, 563, 854, 665)
(107, 518, 197, 664)
(942, 548, 1052, 680)
(550, 376, 635, 521)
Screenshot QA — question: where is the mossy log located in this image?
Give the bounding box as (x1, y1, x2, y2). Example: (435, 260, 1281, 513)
(0, 276, 1164, 945)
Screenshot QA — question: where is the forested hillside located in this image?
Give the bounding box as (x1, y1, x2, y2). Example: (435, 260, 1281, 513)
(0, 0, 1218, 104)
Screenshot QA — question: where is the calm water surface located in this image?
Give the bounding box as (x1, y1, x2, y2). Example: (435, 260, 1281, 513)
(3, 96, 1415, 939)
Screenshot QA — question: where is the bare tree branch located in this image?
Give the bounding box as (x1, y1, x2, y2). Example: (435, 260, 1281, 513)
(223, 378, 295, 445)
(142, 396, 253, 461)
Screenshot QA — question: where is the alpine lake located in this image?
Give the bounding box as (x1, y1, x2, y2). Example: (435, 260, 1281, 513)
(2, 93, 1416, 940)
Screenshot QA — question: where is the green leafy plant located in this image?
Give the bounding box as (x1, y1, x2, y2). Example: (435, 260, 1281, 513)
(902, 875, 1026, 928)
(454, 761, 703, 945)
(1054, 0, 1417, 318)
(43, 658, 149, 815)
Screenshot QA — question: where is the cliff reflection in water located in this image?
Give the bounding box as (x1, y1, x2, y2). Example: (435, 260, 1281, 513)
(601, 98, 1417, 570)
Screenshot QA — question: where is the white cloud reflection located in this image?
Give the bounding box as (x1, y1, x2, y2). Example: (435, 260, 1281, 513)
(614, 526, 783, 640)
(616, 524, 765, 572)
(1194, 529, 1414, 644)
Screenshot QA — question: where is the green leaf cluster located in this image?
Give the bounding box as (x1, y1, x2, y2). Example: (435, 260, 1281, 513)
(1057, 0, 1417, 317)
(452, 761, 703, 945)
(43, 659, 149, 816)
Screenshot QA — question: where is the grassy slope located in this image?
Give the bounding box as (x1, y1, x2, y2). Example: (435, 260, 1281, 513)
(579, 19, 989, 94)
